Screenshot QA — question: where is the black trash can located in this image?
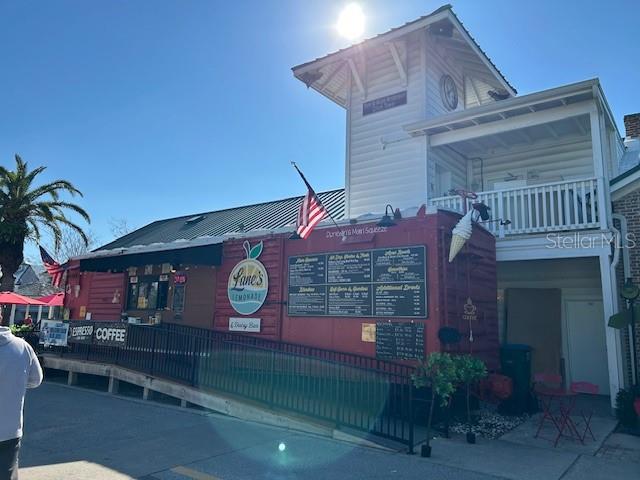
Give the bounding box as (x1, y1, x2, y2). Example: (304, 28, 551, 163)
(499, 344, 532, 414)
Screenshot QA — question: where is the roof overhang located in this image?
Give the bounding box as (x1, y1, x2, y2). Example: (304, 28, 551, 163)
(404, 79, 599, 145)
(76, 236, 225, 272)
(79, 243, 223, 272)
(292, 5, 515, 107)
(611, 164, 640, 201)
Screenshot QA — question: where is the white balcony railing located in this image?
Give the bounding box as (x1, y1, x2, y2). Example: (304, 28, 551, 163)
(430, 178, 601, 237)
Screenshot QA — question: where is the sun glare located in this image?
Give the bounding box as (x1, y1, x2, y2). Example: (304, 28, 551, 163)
(336, 3, 365, 41)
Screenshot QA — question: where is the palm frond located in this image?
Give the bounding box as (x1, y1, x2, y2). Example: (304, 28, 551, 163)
(0, 154, 91, 253)
(52, 216, 89, 246)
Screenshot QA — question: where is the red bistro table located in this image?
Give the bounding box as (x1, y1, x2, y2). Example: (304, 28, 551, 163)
(534, 386, 583, 447)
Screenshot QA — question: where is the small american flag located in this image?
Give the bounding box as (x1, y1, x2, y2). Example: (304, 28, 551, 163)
(293, 164, 328, 239)
(39, 246, 64, 287)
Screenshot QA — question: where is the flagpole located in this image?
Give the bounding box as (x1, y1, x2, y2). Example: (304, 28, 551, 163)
(291, 162, 345, 235)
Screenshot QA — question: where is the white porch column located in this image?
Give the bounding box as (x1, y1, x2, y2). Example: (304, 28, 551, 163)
(9, 304, 16, 326)
(590, 108, 609, 231)
(425, 136, 433, 202)
(599, 253, 623, 406)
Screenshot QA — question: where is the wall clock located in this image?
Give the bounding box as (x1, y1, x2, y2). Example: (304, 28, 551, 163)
(440, 74, 458, 111)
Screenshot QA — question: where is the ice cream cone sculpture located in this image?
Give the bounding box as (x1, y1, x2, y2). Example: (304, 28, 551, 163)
(448, 209, 474, 262)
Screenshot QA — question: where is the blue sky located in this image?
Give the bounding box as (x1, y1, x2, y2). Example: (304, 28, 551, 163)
(1, 0, 638, 259)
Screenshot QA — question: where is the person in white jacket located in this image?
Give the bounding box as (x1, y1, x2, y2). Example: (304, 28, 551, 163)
(0, 324, 43, 480)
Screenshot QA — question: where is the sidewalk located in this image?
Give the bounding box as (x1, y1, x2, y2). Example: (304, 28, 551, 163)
(423, 430, 639, 480)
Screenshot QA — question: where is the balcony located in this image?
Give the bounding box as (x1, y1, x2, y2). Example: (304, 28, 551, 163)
(430, 177, 601, 237)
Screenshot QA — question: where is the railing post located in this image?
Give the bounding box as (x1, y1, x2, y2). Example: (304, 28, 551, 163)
(149, 328, 157, 375)
(191, 335, 199, 387)
(497, 192, 505, 238)
(334, 366, 341, 430)
(269, 349, 276, 408)
(596, 176, 608, 230)
(408, 381, 414, 454)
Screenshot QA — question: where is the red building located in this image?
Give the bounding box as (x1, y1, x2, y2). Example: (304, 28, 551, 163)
(66, 192, 499, 368)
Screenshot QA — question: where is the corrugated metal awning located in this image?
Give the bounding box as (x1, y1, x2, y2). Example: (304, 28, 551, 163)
(80, 243, 222, 272)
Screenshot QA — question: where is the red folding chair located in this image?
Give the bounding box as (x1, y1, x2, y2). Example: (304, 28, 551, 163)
(533, 373, 564, 438)
(570, 381, 599, 442)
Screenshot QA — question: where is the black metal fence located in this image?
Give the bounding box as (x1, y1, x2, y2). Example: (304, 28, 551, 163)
(60, 323, 418, 452)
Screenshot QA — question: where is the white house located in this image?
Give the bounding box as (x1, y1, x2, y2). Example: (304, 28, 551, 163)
(293, 5, 633, 405)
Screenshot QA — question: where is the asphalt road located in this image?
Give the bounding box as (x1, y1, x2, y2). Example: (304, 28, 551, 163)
(19, 382, 504, 480)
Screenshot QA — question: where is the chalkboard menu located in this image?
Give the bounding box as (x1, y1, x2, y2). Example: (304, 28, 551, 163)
(289, 255, 326, 285)
(288, 285, 326, 316)
(328, 284, 372, 316)
(287, 246, 426, 318)
(375, 322, 425, 360)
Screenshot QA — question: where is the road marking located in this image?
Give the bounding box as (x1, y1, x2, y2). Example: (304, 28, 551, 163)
(170, 466, 222, 480)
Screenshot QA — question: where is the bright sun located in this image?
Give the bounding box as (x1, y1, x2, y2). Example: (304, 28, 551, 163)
(336, 3, 365, 41)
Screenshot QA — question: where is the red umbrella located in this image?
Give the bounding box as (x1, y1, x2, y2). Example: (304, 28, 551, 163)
(36, 292, 65, 307)
(0, 292, 47, 306)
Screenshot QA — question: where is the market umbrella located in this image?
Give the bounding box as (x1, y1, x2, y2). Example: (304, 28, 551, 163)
(36, 292, 64, 307)
(0, 292, 47, 306)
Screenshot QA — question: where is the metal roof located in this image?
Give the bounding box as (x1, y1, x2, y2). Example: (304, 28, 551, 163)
(98, 189, 346, 250)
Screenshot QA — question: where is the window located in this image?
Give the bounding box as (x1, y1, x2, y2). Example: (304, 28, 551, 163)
(127, 276, 169, 310)
(172, 284, 186, 317)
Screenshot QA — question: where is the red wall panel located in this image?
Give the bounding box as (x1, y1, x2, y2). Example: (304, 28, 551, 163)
(64, 261, 125, 321)
(212, 211, 499, 368)
(214, 237, 285, 340)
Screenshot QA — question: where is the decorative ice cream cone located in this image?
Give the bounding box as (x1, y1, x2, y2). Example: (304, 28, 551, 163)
(448, 209, 474, 262)
(448, 234, 467, 262)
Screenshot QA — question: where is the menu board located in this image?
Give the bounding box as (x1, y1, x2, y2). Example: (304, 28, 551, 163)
(373, 248, 424, 282)
(328, 284, 372, 316)
(327, 252, 371, 283)
(288, 285, 326, 316)
(375, 322, 425, 360)
(289, 255, 325, 285)
(288, 246, 426, 318)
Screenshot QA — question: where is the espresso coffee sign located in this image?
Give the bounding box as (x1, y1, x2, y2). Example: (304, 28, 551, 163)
(67, 321, 94, 344)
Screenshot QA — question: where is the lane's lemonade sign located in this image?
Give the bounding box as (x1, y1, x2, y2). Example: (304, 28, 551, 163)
(228, 241, 269, 315)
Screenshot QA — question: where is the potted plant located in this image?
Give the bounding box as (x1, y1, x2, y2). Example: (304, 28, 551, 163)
(456, 355, 488, 444)
(412, 352, 458, 457)
(615, 385, 640, 431)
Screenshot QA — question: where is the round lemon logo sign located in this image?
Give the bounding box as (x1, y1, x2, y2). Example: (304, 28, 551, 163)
(228, 240, 269, 315)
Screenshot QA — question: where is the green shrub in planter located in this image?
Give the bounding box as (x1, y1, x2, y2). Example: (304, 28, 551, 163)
(10, 324, 34, 336)
(455, 355, 487, 443)
(615, 385, 640, 428)
(412, 352, 458, 453)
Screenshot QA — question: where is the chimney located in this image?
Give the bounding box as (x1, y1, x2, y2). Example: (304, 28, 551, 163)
(624, 113, 640, 139)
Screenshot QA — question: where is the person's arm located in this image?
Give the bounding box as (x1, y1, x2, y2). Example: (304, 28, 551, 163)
(26, 343, 43, 388)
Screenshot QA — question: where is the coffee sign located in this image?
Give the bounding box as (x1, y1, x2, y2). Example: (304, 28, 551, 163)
(228, 241, 269, 315)
(94, 323, 128, 346)
(68, 321, 94, 344)
(462, 297, 477, 322)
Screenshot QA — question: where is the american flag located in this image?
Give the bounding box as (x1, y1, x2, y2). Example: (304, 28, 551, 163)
(293, 164, 328, 239)
(39, 246, 64, 287)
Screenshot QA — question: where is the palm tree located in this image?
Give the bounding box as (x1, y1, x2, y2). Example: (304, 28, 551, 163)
(0, 154, 90, 293)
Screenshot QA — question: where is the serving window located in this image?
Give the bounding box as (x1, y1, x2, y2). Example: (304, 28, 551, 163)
(127, 275, 169, 310)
